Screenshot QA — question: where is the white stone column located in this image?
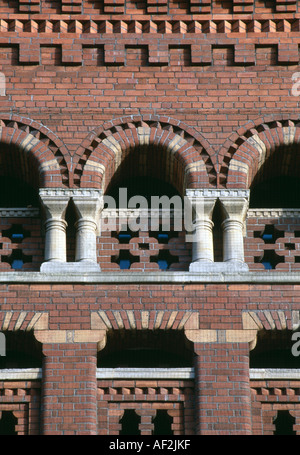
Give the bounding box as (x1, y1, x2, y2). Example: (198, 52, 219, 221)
(39, 189, 103, 273)
(186, 189, 250, 273)
(72, 190, 103, 268)
(220, 195, 249, 269)
(39, 189, 69, 266)
(186, 191, 217, 272)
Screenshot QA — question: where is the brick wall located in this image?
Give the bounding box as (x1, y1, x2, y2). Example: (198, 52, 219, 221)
(0, 0, 300, 436)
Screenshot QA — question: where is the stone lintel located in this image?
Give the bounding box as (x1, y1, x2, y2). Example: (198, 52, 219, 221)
(184, 328, 257, 350)
(34, 329, 107, 351)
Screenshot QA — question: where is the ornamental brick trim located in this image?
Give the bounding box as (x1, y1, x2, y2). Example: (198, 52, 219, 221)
(75, 116, 216, 191)
(1, 18, 300, 35)
(219, 117, 300, 188)
(91, 310, 198, 331)
(242, 310, 300, 331)
(0, 311, 48, 331)
(0, 115, 69, 188)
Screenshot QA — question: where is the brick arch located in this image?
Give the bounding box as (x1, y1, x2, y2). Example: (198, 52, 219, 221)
(73, 116, 217, 193)
(0, 115, 70, 188)
(218, 116, 300, 188)
(242, 309, 300, 332)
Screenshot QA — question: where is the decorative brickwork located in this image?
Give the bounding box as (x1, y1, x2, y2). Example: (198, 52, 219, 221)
(97, 379, 194, 435)
(0, 381, 41, 435)
(0, 0, 300, 437)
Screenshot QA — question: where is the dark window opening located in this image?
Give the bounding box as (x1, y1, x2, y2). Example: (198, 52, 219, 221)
(65, 201, 76, 262)
(0, 176, 38, 208)
(0, 331, 43, 369)
(149, 231, 178, 244)
(254, 225, 282, 244)
(138, 243, 149, 250)
(285, 243, 295, 250)
(250, 330, 298, 368)
(2, 225, 30, 243)
(98, 330, 194, 368)
(153, 410, 173, 435)
(112, 250, 139, 269)
(0, 411, 17, 435)
(120, 410, 140, 435)
(2, 249, 32, 270)
(106, 176, 181, 208)
(274, 411, 296, 435)
(212, 199, 223, 262)
(254, 250, 284, 270)
(112, 229, 139, 244)
(250, 175, 300, 209)
(150, 249, 179, 270)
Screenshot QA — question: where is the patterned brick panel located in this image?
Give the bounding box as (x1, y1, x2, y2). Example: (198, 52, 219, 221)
(97, 379, 195, 435)
(0, 216, 43, 272)
(251, 380, 300, 435)
(97, 218, 192, 272)
(245, 213, 300, 272)
(0, 381, 41, 435)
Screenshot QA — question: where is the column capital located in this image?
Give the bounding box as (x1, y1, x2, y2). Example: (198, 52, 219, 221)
(72, 191, 103, 235)
(185, 328, 257, 351)
(39, 189, 70, 220)
(219, 196, 249, 224)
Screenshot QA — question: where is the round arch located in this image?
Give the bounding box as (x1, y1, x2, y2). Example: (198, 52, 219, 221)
(73, 116, 217, 193)
(218, 116, 300, 189)
(0, 114, 70, 188)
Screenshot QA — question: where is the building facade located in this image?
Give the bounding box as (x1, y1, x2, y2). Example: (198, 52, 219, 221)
(0, 0, 300, 435)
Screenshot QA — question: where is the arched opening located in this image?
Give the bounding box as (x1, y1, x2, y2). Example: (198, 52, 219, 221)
(0, 331, 43, 369)
(212, 199, 223, 262)
(274, 411, 296, 435)
(120, 410, 140, 435)
(0, 176, 38, 208)
(249, 143, 300, 209)
(250, 175, 300, 209)
(246, 142, 300, 271)
(101, 145, 191, 271)
(97, 330, 194, 368)
(103, 141, 188, 198)
(0, 142, 43, 271)
(153, 410, 173, 435)
(0, 411, 17, 435)
(0, 141, 40, 207)
(250, 330, 298, 368)
(106, 175, 182, 208)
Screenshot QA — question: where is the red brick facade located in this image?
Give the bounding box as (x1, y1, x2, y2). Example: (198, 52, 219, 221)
(0, 0, 300, 436)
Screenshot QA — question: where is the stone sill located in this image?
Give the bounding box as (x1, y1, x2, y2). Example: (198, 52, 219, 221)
(0, 270, 299, 283)
(0, 368, 194, 381)
(0, 368, 299, 381)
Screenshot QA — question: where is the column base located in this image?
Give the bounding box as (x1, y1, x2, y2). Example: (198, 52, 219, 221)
(40, 261, 101, 273)
(189, 261, 249, 273)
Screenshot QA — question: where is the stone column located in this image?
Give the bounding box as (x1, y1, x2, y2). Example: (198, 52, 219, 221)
(186, 191, 216, 272)
(39, 189, 69, 268)
(220, 195, 249, 268)
(72, 190, 103, 270)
